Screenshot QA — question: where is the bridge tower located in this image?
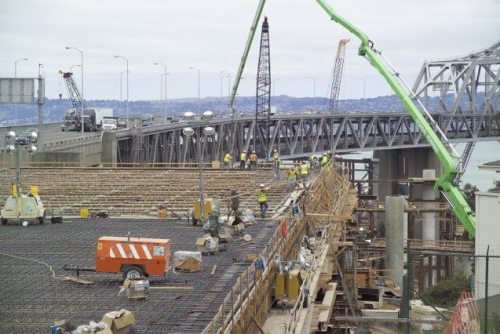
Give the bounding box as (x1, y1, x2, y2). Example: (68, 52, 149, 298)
(254, 16, 271, 159)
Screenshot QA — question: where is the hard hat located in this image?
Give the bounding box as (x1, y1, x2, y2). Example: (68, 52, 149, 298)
(274, 149, 277, 152)
(253, 150, 256, 153)
(260, 183, 265, 188)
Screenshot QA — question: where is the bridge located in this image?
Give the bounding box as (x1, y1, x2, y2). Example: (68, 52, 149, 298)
(1, 41, 499, 167)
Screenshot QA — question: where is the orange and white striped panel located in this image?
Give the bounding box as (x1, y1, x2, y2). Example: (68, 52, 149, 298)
(109, 243, 154, 260)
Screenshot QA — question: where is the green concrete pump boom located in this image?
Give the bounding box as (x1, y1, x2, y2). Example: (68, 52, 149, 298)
(227, 0, 267, 117)
(315, 0, 476, 236)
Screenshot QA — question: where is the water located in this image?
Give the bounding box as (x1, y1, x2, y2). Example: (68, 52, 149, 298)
(341, 140, 500, 191)
(455, 141, 500, 191)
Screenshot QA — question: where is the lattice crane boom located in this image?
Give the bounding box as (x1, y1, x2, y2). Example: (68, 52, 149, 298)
(328, 39, 349, 113)
(59, 71, 86, 110)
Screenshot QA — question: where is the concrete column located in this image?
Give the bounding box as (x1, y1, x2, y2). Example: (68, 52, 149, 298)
(385, 196, 406, 289)
(101, 132, 117, 167)
(422, 169, 437, 240)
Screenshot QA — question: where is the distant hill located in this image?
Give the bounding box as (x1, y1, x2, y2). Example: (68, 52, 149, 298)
(0, 92, 485, 126)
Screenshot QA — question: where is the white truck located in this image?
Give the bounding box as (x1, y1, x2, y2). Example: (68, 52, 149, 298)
(102, 117, 118, 131)
(92, 108, 114, 129)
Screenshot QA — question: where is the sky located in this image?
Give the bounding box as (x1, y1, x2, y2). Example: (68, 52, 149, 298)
(1, 0, 499, 101)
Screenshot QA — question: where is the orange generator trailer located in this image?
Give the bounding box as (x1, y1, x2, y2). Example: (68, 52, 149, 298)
(96, 236, 170, 279)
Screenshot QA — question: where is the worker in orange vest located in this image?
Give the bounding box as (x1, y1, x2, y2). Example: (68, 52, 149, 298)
(249, 151, 258, 170)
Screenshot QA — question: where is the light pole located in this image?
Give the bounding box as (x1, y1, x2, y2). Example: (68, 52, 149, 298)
(69, 64, 81, 73)
(119, 71, 128, 102)
(189, 66, 200, 112)
(115, 55, 129, 127)
(182, 110, 215, 225)
(308, 76, 316, 112)
(154, 62, 168, 122)
(272, 78, 280, 97)
(65, 46, 84, 136)
(14, 58, 28, 126)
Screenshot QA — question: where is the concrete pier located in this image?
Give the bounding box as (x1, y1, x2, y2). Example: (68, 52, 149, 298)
(385, 196, 406, 289)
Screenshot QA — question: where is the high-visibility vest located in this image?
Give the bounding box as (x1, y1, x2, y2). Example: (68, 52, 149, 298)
(257, 189, 267, 203)
(287, 169, 297, 180)
(224, 153, 232, 162)
(273, 152, 279, 160)
(300, 164, 309, 175)
(321, 155, 328, 166)
(240, 152, 247, 161)
(250, 153, 257, 161)
(274, 159, 281, 168)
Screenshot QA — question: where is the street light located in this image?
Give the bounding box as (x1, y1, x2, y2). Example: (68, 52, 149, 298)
(188, 66, 201, 111)
(115, 55, 129, 127)
(307, 76, 316, 112)
(69, 64, 80, 73)
(65, 46, 84, 137)
(358, 78, 366, 112)
(154, 62, 168, 122)
(182, 110, 215, 225)
(119, 71, 129, 102)
(14, 58, 28, 126)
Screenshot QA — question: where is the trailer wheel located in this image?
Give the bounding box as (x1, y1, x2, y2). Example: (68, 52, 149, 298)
(123, 266, 144, 279)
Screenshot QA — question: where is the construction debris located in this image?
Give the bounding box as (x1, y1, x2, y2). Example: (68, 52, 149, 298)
(120, 278, 150, 300)
(173, 251, 202, 272)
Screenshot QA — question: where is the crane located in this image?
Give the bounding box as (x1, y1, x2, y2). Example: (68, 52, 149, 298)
(328, 39, 349, 113)
(59, 70, 86, 131)
(227, 0, 267, 118)
(315, 0, 476, 236)
(59, 70, 86, 111)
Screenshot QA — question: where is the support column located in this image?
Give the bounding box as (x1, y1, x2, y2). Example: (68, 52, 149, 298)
(385, 196, 405, 289)
(101, 132, 117, 167)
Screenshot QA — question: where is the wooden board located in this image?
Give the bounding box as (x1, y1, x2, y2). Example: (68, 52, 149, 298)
(63, 276, 95, 285)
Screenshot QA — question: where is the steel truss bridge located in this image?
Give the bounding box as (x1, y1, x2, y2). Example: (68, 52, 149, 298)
(113, 41, 499, 164)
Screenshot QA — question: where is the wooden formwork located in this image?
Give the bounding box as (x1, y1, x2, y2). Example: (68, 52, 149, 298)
(201, 163, 357, 334)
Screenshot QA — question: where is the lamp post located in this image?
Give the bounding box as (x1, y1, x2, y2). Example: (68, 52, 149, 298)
(119, 71, 128, 102)
(154, 62, 168, 122)
(65, 46, 84, 137)
(182, 110, 215, 224)
(188, 66, 200, 112)
(4, 129, 38, 222)
(69, 64, 80, 73)
(307, 76, 316, 112)
(14, 58, 28, 126)
(115, 55, 129, 127)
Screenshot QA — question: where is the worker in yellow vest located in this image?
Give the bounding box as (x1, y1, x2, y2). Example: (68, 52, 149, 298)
(249, 151, 258, 170)
(239, 151, 247, 169)
(223, 152, 233, 170)
(320, 153, 329, 169)
(300, 161, 309, 184)
(287, 166, 299, 191)
(257, 183, 268, 217)
(273, 149, 279, 161)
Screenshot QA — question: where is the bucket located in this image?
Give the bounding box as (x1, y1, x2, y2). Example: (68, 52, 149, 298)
(80, 208, 89, 219)
(158, 208, 168, 218)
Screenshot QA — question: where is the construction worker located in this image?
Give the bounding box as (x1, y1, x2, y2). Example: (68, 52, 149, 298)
(257, 183, 268, 217)
(321, 153, 329, 169)
(300, 161, 309, 184)
(309, 155, 319, 169)
(223, 151, 233, 170)
(287, 165, 299, 191)
(274, 157, 282, 180)
(249, 150, 258, 170)
(273, 149, 280, 161)
(239, 151, 247, 170)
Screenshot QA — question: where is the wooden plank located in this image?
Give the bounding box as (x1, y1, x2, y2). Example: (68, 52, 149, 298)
(63, 276, 95, 285)
(211, 265, 217, 275)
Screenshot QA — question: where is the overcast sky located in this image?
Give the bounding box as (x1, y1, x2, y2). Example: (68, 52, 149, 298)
(1, 0, 498, 101)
